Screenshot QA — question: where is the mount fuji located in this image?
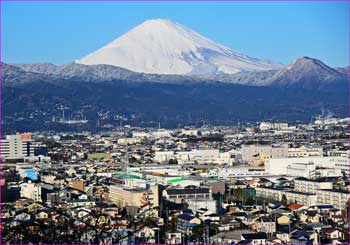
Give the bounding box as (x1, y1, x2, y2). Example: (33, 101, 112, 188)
(76, 19, 283, 75)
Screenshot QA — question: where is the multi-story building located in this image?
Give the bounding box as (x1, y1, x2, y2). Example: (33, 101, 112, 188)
(286, 162, 341, 178)
(108, 185, 154, 209)
(327, 150, 349, 158)
(154, 151, 175, 163)
(176, 149, 232, 165)
(1, 134, 34, 160)
(266, 157, 349, 177)
(259, 122, 288, 131)
(241, 144, 288, 165)
(20, 181, 42, 202)
(288, 144, 323, 158)
(294, 177, 334, 193)
(316, 189, 349, 210)
(162, 187, 211, 204)
(256, 178, 349, 210)
(255, 187, 317, 206)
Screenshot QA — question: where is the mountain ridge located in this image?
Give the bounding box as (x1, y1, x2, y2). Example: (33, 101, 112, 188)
(8, 56, 346, 89)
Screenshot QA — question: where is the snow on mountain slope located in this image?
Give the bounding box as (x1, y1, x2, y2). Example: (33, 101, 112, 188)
(270, 56, 345, 87)
(76, 19, 283, 75)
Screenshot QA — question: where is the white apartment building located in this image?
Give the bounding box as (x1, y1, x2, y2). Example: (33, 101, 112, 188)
(255, 187, 317, 206)
(294, 178, 333, 193)
(163, 187, 211, 204)
(327, 150, 349, 158)
(315, 189, 349, 210)
(1, 134, 34, 160)
(20, 181, 42, 202)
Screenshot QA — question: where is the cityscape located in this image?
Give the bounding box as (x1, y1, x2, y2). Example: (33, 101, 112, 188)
(2, 1, 349, 245)
(1, 118, 349, 244)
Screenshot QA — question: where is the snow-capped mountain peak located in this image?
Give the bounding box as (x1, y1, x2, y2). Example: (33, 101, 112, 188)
(76, 19, 283, 75)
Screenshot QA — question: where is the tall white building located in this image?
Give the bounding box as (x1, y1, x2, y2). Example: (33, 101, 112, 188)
(20, 181, 42, 202)
(1, 134, 34, 160)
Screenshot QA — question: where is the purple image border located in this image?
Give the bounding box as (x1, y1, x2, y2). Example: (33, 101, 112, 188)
(0, 0, 349, 245)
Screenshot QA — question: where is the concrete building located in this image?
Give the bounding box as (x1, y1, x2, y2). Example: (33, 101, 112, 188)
(294, 177, 334, 193)
(163, 187, 211, 204)
(187, 199, 217, 213)
(20, 181, 42, 202)
(154, 151, 175, 163)
(1, 134, 34, 160)
(255, 187, 317, 206)
(259, 122, 288, 131)
(176, 149, 232, 165)
(180, 129, 198, 136)
(288, 144, 323, 158)
(266, 157, 349, 177)
(316, 189, 349, 210)
(108, 185, 153, 209)
(241, 144, 288, 165)
(286, 162, 316, 178)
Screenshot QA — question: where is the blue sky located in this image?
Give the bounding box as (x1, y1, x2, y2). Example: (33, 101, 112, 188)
(2, 1, 349, 67)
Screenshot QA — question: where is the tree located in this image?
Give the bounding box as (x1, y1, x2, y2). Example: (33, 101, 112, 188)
(234, 187, 243, 201)
(282, 194, 288, 206)
(192, 223, 205, 243)
(168, 159, 178, 165)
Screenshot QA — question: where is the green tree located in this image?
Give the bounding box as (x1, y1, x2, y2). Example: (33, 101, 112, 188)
(168, 159, 178, 165)
(282, 194, 288, 206)
(234, 187, 243, 201)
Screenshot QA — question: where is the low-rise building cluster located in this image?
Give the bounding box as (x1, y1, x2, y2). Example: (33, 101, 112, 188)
(1, 118, 349, 244)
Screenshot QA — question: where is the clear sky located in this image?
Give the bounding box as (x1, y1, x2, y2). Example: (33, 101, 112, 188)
(2, 1, 349, 67)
